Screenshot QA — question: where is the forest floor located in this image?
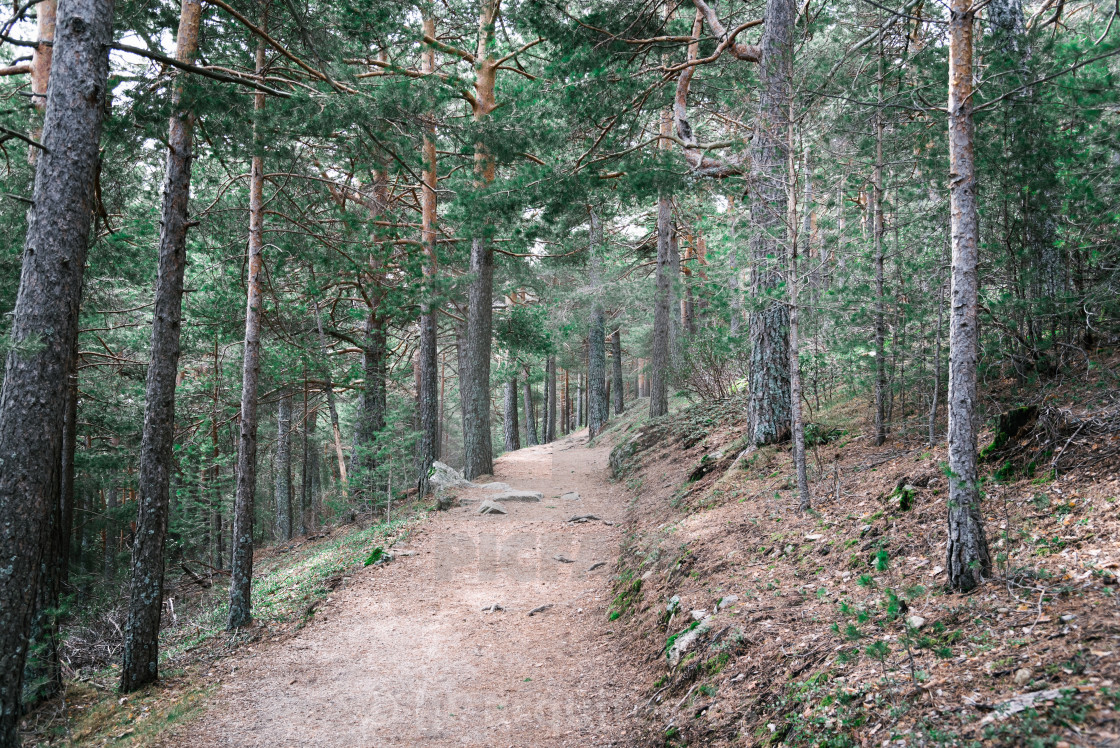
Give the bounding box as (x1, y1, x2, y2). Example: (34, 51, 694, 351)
(155, 432, 645, 747)
(598, 365, 1120, 746)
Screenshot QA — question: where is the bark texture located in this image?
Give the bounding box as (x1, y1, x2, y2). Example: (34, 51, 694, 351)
(746, 0, 795, 446)
(228, 35, 268, 630)
(460, 0, 500, 480)
(587, 212, 608, 438)
(873, 45, 888, 447)
(522, 365, 538, 446)
(352, 313, 387, 500)
(25, 353, 77, 705)
(611, 329, 624, 415)
(313, 302, 348, 495)
(544, 356, 557, 442)
(275, 392, 293, 541)
(120, 0, 202, 691)
(649, 195, 674, 419)
(461, 238, 494, 478)
(416, 12, 439, 498)
(946, 0, 992, 592)
(0, 0, 114, 735)
(503, 378, 520, 452)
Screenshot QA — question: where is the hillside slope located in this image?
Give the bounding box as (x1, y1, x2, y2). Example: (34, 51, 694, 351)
(601, 385, 1120, 746)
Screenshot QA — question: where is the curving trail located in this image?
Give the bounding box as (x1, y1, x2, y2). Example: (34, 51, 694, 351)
(169, 431, 643, 748)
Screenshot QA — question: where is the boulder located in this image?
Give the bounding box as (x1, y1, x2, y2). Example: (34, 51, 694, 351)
(667, 616, 711, 668)
(490, 489, 543, 503)
(561, 491, 580, 501)
(480, 482, 512, 492)
(430, 461, 470, 491)
(478, 500, 507, 515)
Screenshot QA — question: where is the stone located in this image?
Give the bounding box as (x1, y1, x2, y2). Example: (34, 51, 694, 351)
(430, 461, 470, 491)
(588, 562, 607, 571)
(568, 514, 600, 523)
(490, 489, 543, 503)
(1014, 668, 1033, 686)
(906, 615, 927, 630)
(667, 616, 711, 668)
(804, 534, 824, 541)
(480, 482, 511, 492)
(1060, 614, 1076, 623)
(717, 595, 739, 612)
(477, 500, 507, 515)
(561, 491, 580, 501)
(554, 555, 575, 563)
(481, 603, 503, 613)
(691, 609, 708, 621)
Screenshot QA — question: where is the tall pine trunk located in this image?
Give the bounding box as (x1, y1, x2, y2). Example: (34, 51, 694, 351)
(946, 0, 992, 592)
(746, 0, 795, 446)
(25, 351, 78, 705)
(416, 11, 439, 497)
(121, 0, 203, 691)
(544, 356, 557, 442)
(788, 126, 811, 512)
(352, 312, 387, 502)
(313, 301, 348, 495)
(0, 0, 113, 734)
(649, 194, 673, 419)
(587, 211, 608, 438)
(275, 392, 293, 541)
(611, 329, 624, 415)
(523, 365, 538, 446)
(873, 41, 888, 447)
(503, 377, 520, 452)
(461, 0, 500, 480)
(228, 33, 268, 630)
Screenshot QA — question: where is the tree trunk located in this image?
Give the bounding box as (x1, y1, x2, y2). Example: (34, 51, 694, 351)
(299, 384, 309, 535)
(27, 0, 55, 162)
(0, 0, 113, 731)
(462, 237, 495, 479)
(946, 0, 992, 592)
(789, 126, 811, 512)
(561, 368, 569, 436)
(587, 211, 608, 438)
(25, 352, 78, 706)
(523, 365, 539, 446)
(576, 373, 584, 429)
(649, 193, 673, 419)
(275, 392, 293, 541)
(873, 40, 888, 448)
(503, 377, 521, 452)
(104, 487, 117, 581)
(312, 301, 348, 496)
(352, 312, 387, 502)
(228, 33, 268, 630)
(461, 0, 500, 480)
(416, 11, 439, 497)
(545, 356, 557, 442)
(746, 0, 795, 446)
(120, 0, 202, 692)
(306, 409, 321, 527)
(929, 271, 945, 446)
(611, 329, 624, 415)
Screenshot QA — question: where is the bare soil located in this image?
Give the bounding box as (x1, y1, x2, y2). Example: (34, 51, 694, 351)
(164, 431, 644, 748)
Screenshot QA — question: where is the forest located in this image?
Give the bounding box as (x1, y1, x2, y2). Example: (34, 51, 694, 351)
(0, 0, 1117, 744)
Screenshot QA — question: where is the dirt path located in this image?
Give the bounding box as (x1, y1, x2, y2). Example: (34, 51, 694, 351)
(170, 431, 645, 747)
